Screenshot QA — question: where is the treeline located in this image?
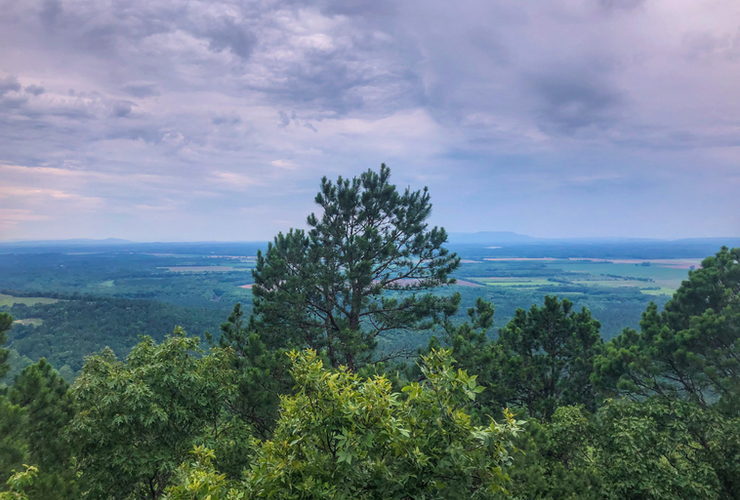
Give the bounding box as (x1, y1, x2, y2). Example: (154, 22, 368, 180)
(1, 166, 738, 500)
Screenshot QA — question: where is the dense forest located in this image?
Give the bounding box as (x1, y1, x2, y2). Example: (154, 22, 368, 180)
(1, 166, 738, 500)
(3, 298, 227, 380)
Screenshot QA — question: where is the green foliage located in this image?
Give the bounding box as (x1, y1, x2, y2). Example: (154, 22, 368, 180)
(509, 399, 739, 500)
(69, 329, 244, 500)
(0, 397, 25, 485)
(506, 407, 602, 500)
(2, 360, 77, 500)
(423, 296, 507, 418)
(495, 296, 603, 419)
(0, 465, 38, 500)
(592, 400, 719, 500)
(594, 246, 740, 408)
(0, 312, 12, 380)
(166, 446, 243, 500)
(428, 296, 602, 420)
(241, 348, 521, 500)
(217, 303, 291, 439)
(252, 164, 460, 370)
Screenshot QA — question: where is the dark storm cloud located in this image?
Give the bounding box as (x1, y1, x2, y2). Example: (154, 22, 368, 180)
(599, 0, 646, 11)
(201, 18, 257, 59)
(212, 113, 241, 126)
(39, 0, 62, 26)
(111, 101, 134, 118)
(0, 76, 21, 96)
(122, 83, 159, 98)
(105, 126, 164, 143)
(531, 73, 621, 134)
(0, 0, 738, 240)
(25, 84, 45, 95)
(314, 0, 396, 18)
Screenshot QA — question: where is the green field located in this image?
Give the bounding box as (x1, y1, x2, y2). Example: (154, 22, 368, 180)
(0, 294, 58, 307)
(466, 260, 691, 297)
(473, 278, 553, 287)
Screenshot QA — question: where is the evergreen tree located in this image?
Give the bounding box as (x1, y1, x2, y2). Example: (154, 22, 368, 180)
(0, 313, 24, 491)
(217, 302, 290, 439)
(0, 397, 25, 488)
(7, 359, 77, 500)
(423, 296, 508, 417)
(0, 313, 12, 380)
(594, 246, 740, 409)
(251, 164, 460, 370)
(495, 296, 603, 420)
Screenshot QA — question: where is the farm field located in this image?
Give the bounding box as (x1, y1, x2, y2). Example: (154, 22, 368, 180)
(465, 259, 691, 296)
(0, 293, 58, 307)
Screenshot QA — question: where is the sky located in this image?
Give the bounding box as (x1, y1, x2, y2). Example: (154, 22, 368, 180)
(0, 0, 739, 242)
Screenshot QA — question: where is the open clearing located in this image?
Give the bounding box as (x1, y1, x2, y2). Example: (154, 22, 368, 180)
(13, 318, 43, 327)
(455, 279, 484, 287)
(0, 294, 58, 307)
(160, 266, 248, 273)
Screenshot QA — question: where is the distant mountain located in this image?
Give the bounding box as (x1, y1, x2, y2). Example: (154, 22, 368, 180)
(448, 231, 537, 245)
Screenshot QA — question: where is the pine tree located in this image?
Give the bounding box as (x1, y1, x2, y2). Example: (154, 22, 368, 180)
(251, 164, 460, 370)
(0, 313, 12, 380)
(594, 246, 740, 409)
(496, 296, 603, 420)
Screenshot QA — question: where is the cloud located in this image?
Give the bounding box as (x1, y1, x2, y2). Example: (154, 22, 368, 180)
(599, 0, 645, 11)
(0, 0, 738, 240)
(202, 18, 256, 59)
(111, 100, 135, 118)
(0, 76, 21, 96)
(25, 84, 45, 95)
(39, 0, 62, 26)
(530, 72, 621, 134)
(212, 113, 241, 126)
(0, 209, 51, 221)
(211, 171, 259, 189)
(271, 159, 296, 170)
(122, 82, 159, 98)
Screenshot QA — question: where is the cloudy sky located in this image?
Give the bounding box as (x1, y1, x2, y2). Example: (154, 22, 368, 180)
(1, 0, 739, 241)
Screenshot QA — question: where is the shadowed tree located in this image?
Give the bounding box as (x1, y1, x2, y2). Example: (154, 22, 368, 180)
(5, 359, 77, 500)
(0, 313, 12, 380)
(495, 296, 603, 420)
(216, 302, 290, 439)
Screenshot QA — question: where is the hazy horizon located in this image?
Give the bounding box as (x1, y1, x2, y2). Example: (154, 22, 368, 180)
(2, 233, 739, 245)
(1, 0, 739, 242)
